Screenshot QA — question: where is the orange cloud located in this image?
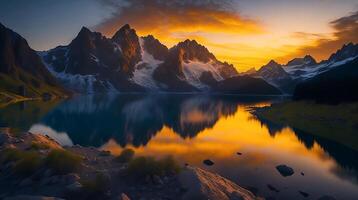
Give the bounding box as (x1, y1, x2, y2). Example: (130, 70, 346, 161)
(95, 1, 358, 71)
(277, 10, 358, 64)
(95, 0, 263, 47)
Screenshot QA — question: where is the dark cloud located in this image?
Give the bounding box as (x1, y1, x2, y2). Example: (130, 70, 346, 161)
(280, 10, 358, 62)
(94, 0, 261, 42)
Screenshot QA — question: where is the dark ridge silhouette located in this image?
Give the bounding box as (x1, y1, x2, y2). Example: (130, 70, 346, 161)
(294, 57, 358, 103)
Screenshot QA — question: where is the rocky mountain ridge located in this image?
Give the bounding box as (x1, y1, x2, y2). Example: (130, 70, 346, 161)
(41, 24, 277, 94)
(243, 43, 358, 93)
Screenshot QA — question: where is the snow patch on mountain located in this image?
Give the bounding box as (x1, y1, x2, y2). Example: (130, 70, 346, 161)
(182, 60, 223, 90)
(131, 38, 163, 90)
(39, 51, 118, 94)
(285, 56, 358, 80)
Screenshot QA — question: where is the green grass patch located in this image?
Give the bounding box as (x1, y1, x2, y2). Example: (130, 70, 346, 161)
(127, 155, 181, 178)
(0, 148, 42, 177)
(45, 149, 83, 174)
(80, 173, 110, 198)
(254, 101, 358, 150)
(114, 148, 135, 163)
(31, 141, 51, 150)
(13, 151, 42, 176)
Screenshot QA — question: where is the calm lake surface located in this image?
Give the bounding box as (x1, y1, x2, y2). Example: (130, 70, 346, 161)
(1, 94, 358, 200)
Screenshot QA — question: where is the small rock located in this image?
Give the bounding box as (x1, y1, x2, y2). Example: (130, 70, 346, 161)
(4, 162, 15, 170)
(19, 178, 33, 187)
(145, 175, 152, 184)
(64, 173, 80, 184)
(301, 172, 305, 176)
(153, 175, 163, 185)
(0, 132, 11, 145)
(276, 165, 294, 177)
(41, 177, 52, 186)
(44, 169, 53, 177)
(267, 184, 280, 193)
(49, 176, 59, 184)
(317, 195, 336, 200)
(299, 190, 309, 198)
(163, 176, 169, 182)
(120, 193, 131, 200)
(203, 159, 214, 166)
(66, 181, 82, 191)
(236, 152, 242, 155)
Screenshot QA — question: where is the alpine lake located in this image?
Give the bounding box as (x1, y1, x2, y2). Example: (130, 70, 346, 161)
(1, 94, 357, 200)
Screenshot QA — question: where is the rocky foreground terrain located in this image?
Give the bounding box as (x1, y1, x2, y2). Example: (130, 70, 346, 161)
(0, 130, 262, 200)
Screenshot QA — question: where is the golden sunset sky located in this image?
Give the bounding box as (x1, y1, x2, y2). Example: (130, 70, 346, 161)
(1, 0, 358, 71)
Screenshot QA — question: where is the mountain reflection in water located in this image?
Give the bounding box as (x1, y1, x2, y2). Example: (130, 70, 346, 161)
(0, 94, 358, 200)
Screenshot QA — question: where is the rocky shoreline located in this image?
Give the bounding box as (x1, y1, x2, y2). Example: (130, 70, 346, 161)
(0, 130, 262, 200)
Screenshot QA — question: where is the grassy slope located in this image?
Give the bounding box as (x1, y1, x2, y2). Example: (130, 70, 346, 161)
(253, 101, 358, 151)
(0, 69, 67, 107)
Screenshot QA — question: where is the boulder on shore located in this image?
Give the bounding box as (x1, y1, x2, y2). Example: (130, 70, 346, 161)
(179, 167, 263, 200)
(203, 159, 214, 166)
(276, 165, 294, 177)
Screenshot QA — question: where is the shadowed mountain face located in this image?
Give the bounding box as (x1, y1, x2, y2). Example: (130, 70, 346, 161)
(0, 22, 281, 95)
(294, 57, 358, 103)
(255, 60, 294, 93)
(286, 55, 317, 66)
(41, 25, 144, 93)
(0, 23, 66, 98)
(213, 75, 282, 95)
(40, 25, 279, 94)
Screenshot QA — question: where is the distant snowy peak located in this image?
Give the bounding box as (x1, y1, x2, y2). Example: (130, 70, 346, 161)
(327, 42, 358, 63)
(286, 55, 317, 66)
(255, 60, 293, 91)
(247, 43, 358, 93)
(241, 67, 257, 76)
(284, 43, 358, 80)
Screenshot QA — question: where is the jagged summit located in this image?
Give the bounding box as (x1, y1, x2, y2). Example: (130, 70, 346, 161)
(79, 26, 91, 34)
(173, 39, 216, 63)
(263, 60, 281, 68)
(328, 42, 358, 63)
(142, 35, 169, 60)
(112, 24, 136, 41)
(286, 55, 317, 66)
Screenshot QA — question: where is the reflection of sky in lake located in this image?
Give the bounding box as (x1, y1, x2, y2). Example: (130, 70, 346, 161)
(0, 94, 357, 200)
(101, 106, 358, 200)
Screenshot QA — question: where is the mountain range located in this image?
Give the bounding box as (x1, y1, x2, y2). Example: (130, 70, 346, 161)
(40, 24, 274, 94)
(244, 43, 358, 95)
(1, 22, 358, 101)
